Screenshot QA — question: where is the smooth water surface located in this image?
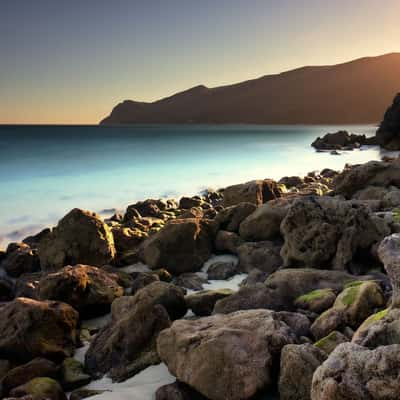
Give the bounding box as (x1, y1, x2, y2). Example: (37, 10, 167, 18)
(0, 124, 391, 246)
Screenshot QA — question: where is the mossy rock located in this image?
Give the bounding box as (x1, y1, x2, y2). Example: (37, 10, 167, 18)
(61, 358, 91, 391)
(314, 331, 348, 354)
(10, 377, 66, 400)
(356, 308, 389, 331)
(294, 288, 336, 313)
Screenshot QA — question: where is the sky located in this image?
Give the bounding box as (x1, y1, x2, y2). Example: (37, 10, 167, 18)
(1, 0, 400, 124)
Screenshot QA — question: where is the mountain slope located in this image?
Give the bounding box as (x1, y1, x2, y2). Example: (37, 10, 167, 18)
(100, 53, 400, 125)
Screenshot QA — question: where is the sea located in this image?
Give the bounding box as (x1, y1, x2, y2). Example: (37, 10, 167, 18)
(0, 124, 395, 248)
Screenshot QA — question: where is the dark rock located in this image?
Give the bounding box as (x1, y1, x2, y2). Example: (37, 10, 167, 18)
(179, 197, 203, 209)
(278, 176, 304, 188)
(215, 202, 256, 232)
(60, 358, 91, 391)
(207, 261, 237, 280)
(141, 218, 215, 275)
(239, 269, 269, 287)
(38, 265, 123, 317)
(69, 390, 107, 400)
(156, 381, 208, 400)
(14, 272, 42, 299)
(376, 93, 400, 150)
(0, 298, 79, 363)
(1, 243, 40, 278)
(174, 273, 207, 291)
(311, 130, 366, 150)
(223, 179, 281, 207)
(186, 289, 234, 316)
(38, 208, 116, 271)
(111, 227, 148, 253)
(0, 278, 14, 301)
(130, 272, 160, 295)
(22, 229, 51, 249)
(214, 230, 244, 254)
(237, 241, 282, 274)
(85, 302, 170, 382)
(2, 358, 59, 394)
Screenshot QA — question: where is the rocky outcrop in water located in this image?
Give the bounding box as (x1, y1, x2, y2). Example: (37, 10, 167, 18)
(376, 93, 400, 150)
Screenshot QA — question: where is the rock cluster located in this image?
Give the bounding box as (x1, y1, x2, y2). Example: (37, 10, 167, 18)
(1, 157, 400, 399)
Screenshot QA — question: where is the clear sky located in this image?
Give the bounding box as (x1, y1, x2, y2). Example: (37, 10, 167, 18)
(1, 0, 400, 124)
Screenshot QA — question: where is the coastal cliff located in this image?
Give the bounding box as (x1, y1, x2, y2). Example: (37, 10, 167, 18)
(101, 53, 400, 125)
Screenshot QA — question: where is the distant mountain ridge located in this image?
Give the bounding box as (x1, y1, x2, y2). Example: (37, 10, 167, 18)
(100, 53, 400, 125)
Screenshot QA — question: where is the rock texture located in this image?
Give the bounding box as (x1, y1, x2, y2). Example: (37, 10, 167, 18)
(38, 208, 116, 271)
(279, 343, 327, 400)
(311, 343, 400, 400)
(312, 130, 367, 151)
(280, 196, 388, 270)
(157, 310, 296, 400)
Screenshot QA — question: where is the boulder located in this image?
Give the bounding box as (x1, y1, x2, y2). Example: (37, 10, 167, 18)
(179, 196, 203, 209)
(111, 281, 187, 321)
(14, 272, 42, 299)
(2, 358, 59, 394)
(214, 202, 256, 232)
(157, 310, 296, 400)
(206, 261, 237, 280)
(376, 93, 400, 150)
(111, 227, 148, 253)
(141, 218, 215, 274)
(223, 179, 281, 207)
(85, 302, 170, 382)
(185, 289, 234, 316)
(38, 208, 116, 271)
(279, 344, 327, 400)
(294, 288, 336, 314)
(237, 241, 282, 274)
(314, 331, 349, 355)
(69, 389, 106, 400)
(239, 269, 269, 287)
(279, 176, 304, 188)
(0, 298, 79, 363)
(38, 265, 123, 317)
(130, 272, 160, 295)
(311, 131, 366, 151)
(124, 200, 162, 220)
(280, 196, 389, 270)
(1, 243, 40, 278)
(311, 343, 400, 400)
(9, 377, 66, 400)
(239, 198, 291, 241)
(214, 230, 244, 254)
(276, 311, 311, 337)
(333, 159, 400, 198)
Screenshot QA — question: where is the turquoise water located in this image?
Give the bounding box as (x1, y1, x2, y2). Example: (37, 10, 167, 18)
(0, 124, 390, 247)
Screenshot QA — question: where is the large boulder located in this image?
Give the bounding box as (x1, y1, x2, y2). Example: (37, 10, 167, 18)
(311, 343, 400, 400)
(185, 289, 234, 316)
(38, 208, 116, 271)
(157, 310, 296, 400)
(376, 93, 400, 150)
(1, 243, 40, 278)
(333, 159, 400, 198)
(38, 265, 123, 317)
(0, 298, 79, 362)
(214, 230, 244, 254)
(239, 198, 291, 241)
(85, 302, 170, 382)
(141, 219, 215, 274)
(111, 226, 148, 253)
(280, 196, 389, 270)
(279, 343, 327, 400)
(223, 179, 281, 207)
(237, 241, 282, 274)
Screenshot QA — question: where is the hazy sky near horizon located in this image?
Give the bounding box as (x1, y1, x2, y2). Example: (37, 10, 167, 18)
(1, 0, 400, 124)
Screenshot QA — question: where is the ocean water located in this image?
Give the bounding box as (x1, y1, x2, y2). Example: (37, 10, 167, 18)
(0, 124, 393, 247)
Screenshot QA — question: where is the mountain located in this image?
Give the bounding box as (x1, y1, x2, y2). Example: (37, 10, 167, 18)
(100, 53, 400, 125)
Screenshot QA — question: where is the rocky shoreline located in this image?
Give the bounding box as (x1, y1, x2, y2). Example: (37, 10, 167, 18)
(2, 155, 400, 400)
